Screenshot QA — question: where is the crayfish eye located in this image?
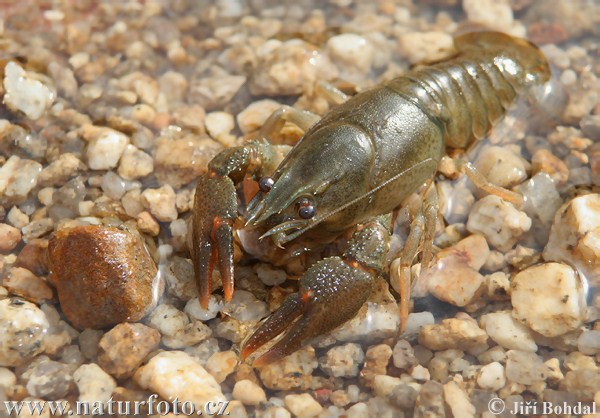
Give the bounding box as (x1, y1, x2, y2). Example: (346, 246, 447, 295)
(296, 197, 316, 219)
(259, 176, 274, 192)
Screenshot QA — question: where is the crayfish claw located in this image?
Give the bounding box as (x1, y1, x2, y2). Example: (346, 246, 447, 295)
(191, 173, 237, 308)
(242, 257, 374, 367)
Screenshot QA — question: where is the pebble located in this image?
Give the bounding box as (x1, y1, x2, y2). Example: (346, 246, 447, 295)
(117, 145, 154, 180)
(189, 75, 246, 111)
(505, 350, 548, 385)
(0, 156, 43, 202)
(410, 364, 431, 381)
(284, 393, 323, 418)
(531, 149, 569, 186)
(511, 263, 586, 337)
(250, 40, 337, 96)
(259, 347, 318, 391)
(205, 350, 238, 383)
(136, 211, 160, 236)
(443, 381, 476, 418)
(463, 0, 515, 33)
(331, 301, 399, 342)
(97, 323, 161, 379)
(83, 126, 129, 170)
(319, 343, 364, 378)
(418, 318, 488, 351)
(4, 267, 53, 303)
(73, 363, 116, 403)
(232, 379, 267, 406)
(205, 111, 235, 143)
(134, 351, 226, 414)
(559, 369, 600, 401)
(3, 61, 55, 120)
(544, 193, 600, 286)
(359, 344, 392, 387)
(185, 296, 223, 321)
(477, 362, 506, 391)
(480, 311, 537, 352)
(222, 290, 269, 322)
(372, 375, 402, 398)
(326, 33, 374, 83)
(0, 368, 16, 389)
(396, 32, 454, 64)
(141, 185, 178, 222)
(257, 406, 291, 418)
(26, 359, 74, 399)
(392, 339, 418, 370)
(236, 99, 282, 134)
(466, 195, 532, 252)
(0, 224, 21, 252)
(47, 225, 161, 330)
(165, 256, 198, 302)
(153, 131, 222, 188)
(7, 206, 29, 228)
(414, 380, 445, 417)
(474, 146, 529, 188)
(423, 234, 487, 307)
(255, 264, 287, 286)
(0, 298, 49, 367)
(577, 330, 600, 355)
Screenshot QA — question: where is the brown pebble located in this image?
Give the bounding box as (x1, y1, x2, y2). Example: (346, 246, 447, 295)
(527, 22, 569, 45)
(359, 344, 393, 387)
(4, 267, 53, 303)
(97, 323, 161, 379)
(531, 148, 569, 186)
(48, 225, 162, 330)
(15, 239, 49, 276)
(0, 223, 21, 252)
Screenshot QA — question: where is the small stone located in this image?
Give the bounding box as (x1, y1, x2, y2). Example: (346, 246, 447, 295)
(259, 347, 317, 391)
(0, 298, 49, 366)
(165, 256, 198, 302)
(511, 263, 586, 337)
(118, 145, 154, 180)
(26, 360, 74, 399)
(463, 0, 515, 33)
(346, 402, 369, 418)
(141, 185, 178, 222)
(392, 339, 418, 370)
(480, 311, 537, 352)
(222, 290, 269, 322)
(544, 194, 600, 286)
(389, 383, 418, 411)
(205, 111, 235, 141)
(474, 146, 529, 188)
(136, 211, 160, 236)
(531, 149, 569, 186)
(359, 344, 392, 387)
(411, 364, 431, 381)
(544, 358, 564, 384)
(48, 225, 161, 330)
(564, 351, 597, 372)
(284, 393, 322, 418)
(22, 218, 54, 242)
(423, 234, 487, 307)
(0, 368, 16, 389)
(255, 264, 287, 286)
(577, 330, 600, 355)
(0, 224, 21, 251)
(83, 126, 129, 170)
(205, 350, 238, 383)
(419, 318, 488, 351)
(414, 380, 445, 417)
(236, 99, 281, 134)
(185, 296, 223, 321)
(327, 34, 374, 83)
(73, 363, 116, 403)
(332, 300, 399, 342)
(4, 267, 53, 303)
(372, 375, 402, 397)
(477, 362, 506, 391)
(189, 75, 246, 111)
(559, 369, 600, 401)
(505, 350, 548, 385)
(7, 206, 29, 228)
(3, 61, 55, 120)
(232, 379, 266, 406)
(466, 195, 532, 252)
(397, 32, 454, 64)
(134, 351, 226, 414)
(319, 343, 364, 378)
(97, 323, 161, 379)
(0, 156, 42, 203)
(443, 381, 476, 418)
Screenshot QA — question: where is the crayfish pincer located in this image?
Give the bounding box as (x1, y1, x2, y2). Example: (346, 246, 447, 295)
(190, 31, 551, 366)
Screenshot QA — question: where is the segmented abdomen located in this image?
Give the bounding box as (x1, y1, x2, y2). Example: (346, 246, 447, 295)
(385, 32, 550, 148)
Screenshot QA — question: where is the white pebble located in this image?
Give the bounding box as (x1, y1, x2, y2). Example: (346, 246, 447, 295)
(443, 381, 476, 418)
(0, 156, 42, 201)
(118, 144, 154, 180)
(0, 367, 16, 389)
(319, 343, 364, 378)
(141, 185, 178, 222)
(511, 263, 586, 337)
(505, 350, 548, 385)
(85, 128, 129, 170)
(205, 111, 235, 139)
(222, 290, 269, 322)
(232, 379, 267, 406)
(373, 375, 402, 397)
(480, 311, 537, 352)
(477, 362, 506, 391)
(134, 351, 226, 414)
(397, 32, 454, 64)
(73, 363, 116, 403)
(284, 393, 322, 418)
(147, 304, 188, 336)
(0, 298, 49, 367)
(327, 34, 374, 82)
(185, 296, 223, 321)
(577, 330, 600, 355)
(3, 61, 55, 119)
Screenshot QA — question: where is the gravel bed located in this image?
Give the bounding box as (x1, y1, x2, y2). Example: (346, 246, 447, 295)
(0, 1, 599, 417)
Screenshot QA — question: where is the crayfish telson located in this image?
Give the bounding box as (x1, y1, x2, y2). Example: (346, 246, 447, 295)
(190, 31, 551, 366)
